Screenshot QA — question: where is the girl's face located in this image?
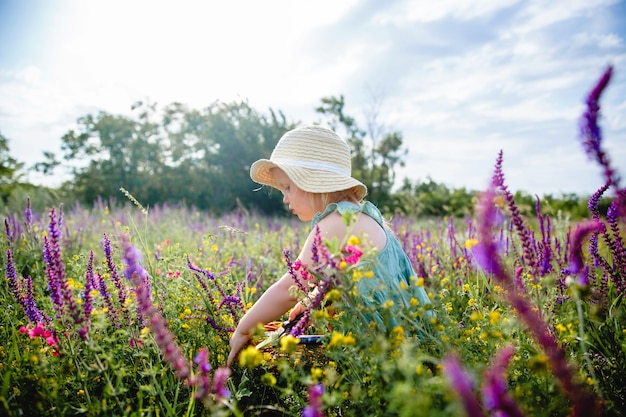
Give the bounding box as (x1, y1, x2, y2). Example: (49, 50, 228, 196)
(272, 168, 319, 222)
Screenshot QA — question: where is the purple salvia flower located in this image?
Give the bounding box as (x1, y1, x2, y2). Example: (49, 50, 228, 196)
(605, 200, 626, 292)
(4, 218, 11, 246)
(290, 308, 312, 337)
(43, 235, 63, 311)
(4, 216, 21, 245)
(579, 66, 620, 190)
(536, 197, 553, 276)
(285, 248, 308, 294)
(24, 197, 33, 226)
(205, 316, 234, 333)
(187, 256, 241, 322)
(24, 276, 48, 324)
(79, 251, 96, 340)
(588, 181, 610, 219)
(43, 207, 82, 328)
(211, 366, 231, 401)
(123, 242, 153, 322)
(97, 272, 120, 328)
(218, 295, 244, 312)
(481, 344, 526, 417)
(122, 237, 192, 382)
(476, 186, 601, 417)
(492, 151, 539, 278)
(102, 233, 130, 323)
(302, 383, 324, 417)
(4, 247, 21, 301)
(193, 348, 212, 400)
(566, 220, 604, 288)
(442, 354, 486, 417)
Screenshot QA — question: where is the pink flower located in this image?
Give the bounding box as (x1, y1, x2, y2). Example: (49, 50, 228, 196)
(342, 245, 363, 265)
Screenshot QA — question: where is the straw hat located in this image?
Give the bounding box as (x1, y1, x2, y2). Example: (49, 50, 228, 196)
(250, 125, 367, 200)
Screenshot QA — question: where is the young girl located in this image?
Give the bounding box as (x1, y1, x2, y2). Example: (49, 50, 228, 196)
(227, 125, 431, 367)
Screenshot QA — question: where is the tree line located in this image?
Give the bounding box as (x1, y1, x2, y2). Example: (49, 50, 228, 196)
(0, 96, 608, 219)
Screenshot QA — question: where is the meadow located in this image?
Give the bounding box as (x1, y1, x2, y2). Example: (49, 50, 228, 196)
(1, 67, 624, 416)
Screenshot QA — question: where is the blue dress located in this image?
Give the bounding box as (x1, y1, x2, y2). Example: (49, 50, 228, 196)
(311, 201, 433, 331)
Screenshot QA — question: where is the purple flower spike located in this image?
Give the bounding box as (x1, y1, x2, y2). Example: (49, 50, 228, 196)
(481, 345, 525, 417)
(476, 185, 601, 417)
(4, 248, 21, 301)
(579, 65, 620, 190)
(211, 367, 232, 401)
(302, 383, 324, 417)
(566, 220, 604, 287)
(443, 354, 486, 417)
(122, 237, 191, 382)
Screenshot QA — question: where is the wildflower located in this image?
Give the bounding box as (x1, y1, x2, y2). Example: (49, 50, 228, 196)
(579, 65, 619, 189)
(342, 244, 363, 265)
(489, 310, 500, 325)
(211, 367, 231, 400)
(476, 185, 601, 416)
(327, 331, 356, 348)
(464, 239, 479, 249)
(302, 383, 324, 417)
(122, 238, 191, 382)
(481, 344, 525, 417)
(280, 334, 300, 353)
(262, 373, 277, 386)
(239, 346, 263, 369)
(311, 367, 323, 381)
(566, 220, 604, 288)
(442, 354, 485, 417)
(102, 232, 129, 324)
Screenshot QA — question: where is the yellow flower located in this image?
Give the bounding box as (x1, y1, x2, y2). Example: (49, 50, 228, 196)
(279, 335, 300, 353)
(416, 277, 425, 287)
(239, 346, 263, 369)
(261, 373, 277, 386)
(470, 312, 483, 321)
(324, 289, 341, 302)
(328, 331, 356, 348)
(464, 239, 479, 249)
(489, 310, 500, 325)
(347, 235, 360, 246)
(311, 367, 323, 381)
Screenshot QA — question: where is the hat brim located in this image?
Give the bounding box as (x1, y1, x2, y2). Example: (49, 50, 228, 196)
(250, 159, 367, 200)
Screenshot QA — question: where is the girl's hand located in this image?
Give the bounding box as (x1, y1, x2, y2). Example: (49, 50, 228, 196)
(288, 302, 306, 321)
(227, 330, 251, 367)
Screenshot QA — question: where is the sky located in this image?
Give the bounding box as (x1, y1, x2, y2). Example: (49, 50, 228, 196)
(1, 0, 625, 197)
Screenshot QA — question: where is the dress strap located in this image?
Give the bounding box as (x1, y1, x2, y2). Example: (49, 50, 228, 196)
(311, 201, 384, 228)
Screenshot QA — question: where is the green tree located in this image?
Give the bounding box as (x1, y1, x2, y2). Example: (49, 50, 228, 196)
(396, 177, 476, 218)
(0, 132, 25, 204)
(315, 95, 407, 210)
(46, 100, 292, 214)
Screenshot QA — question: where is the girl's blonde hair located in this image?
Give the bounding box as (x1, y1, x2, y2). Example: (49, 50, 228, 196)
(307, 186, 364, 211)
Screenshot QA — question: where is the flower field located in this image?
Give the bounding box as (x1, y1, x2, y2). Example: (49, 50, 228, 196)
(1, 67, 624, 416)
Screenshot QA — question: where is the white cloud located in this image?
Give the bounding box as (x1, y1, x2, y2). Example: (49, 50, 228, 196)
(0, 0, 624, 195)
